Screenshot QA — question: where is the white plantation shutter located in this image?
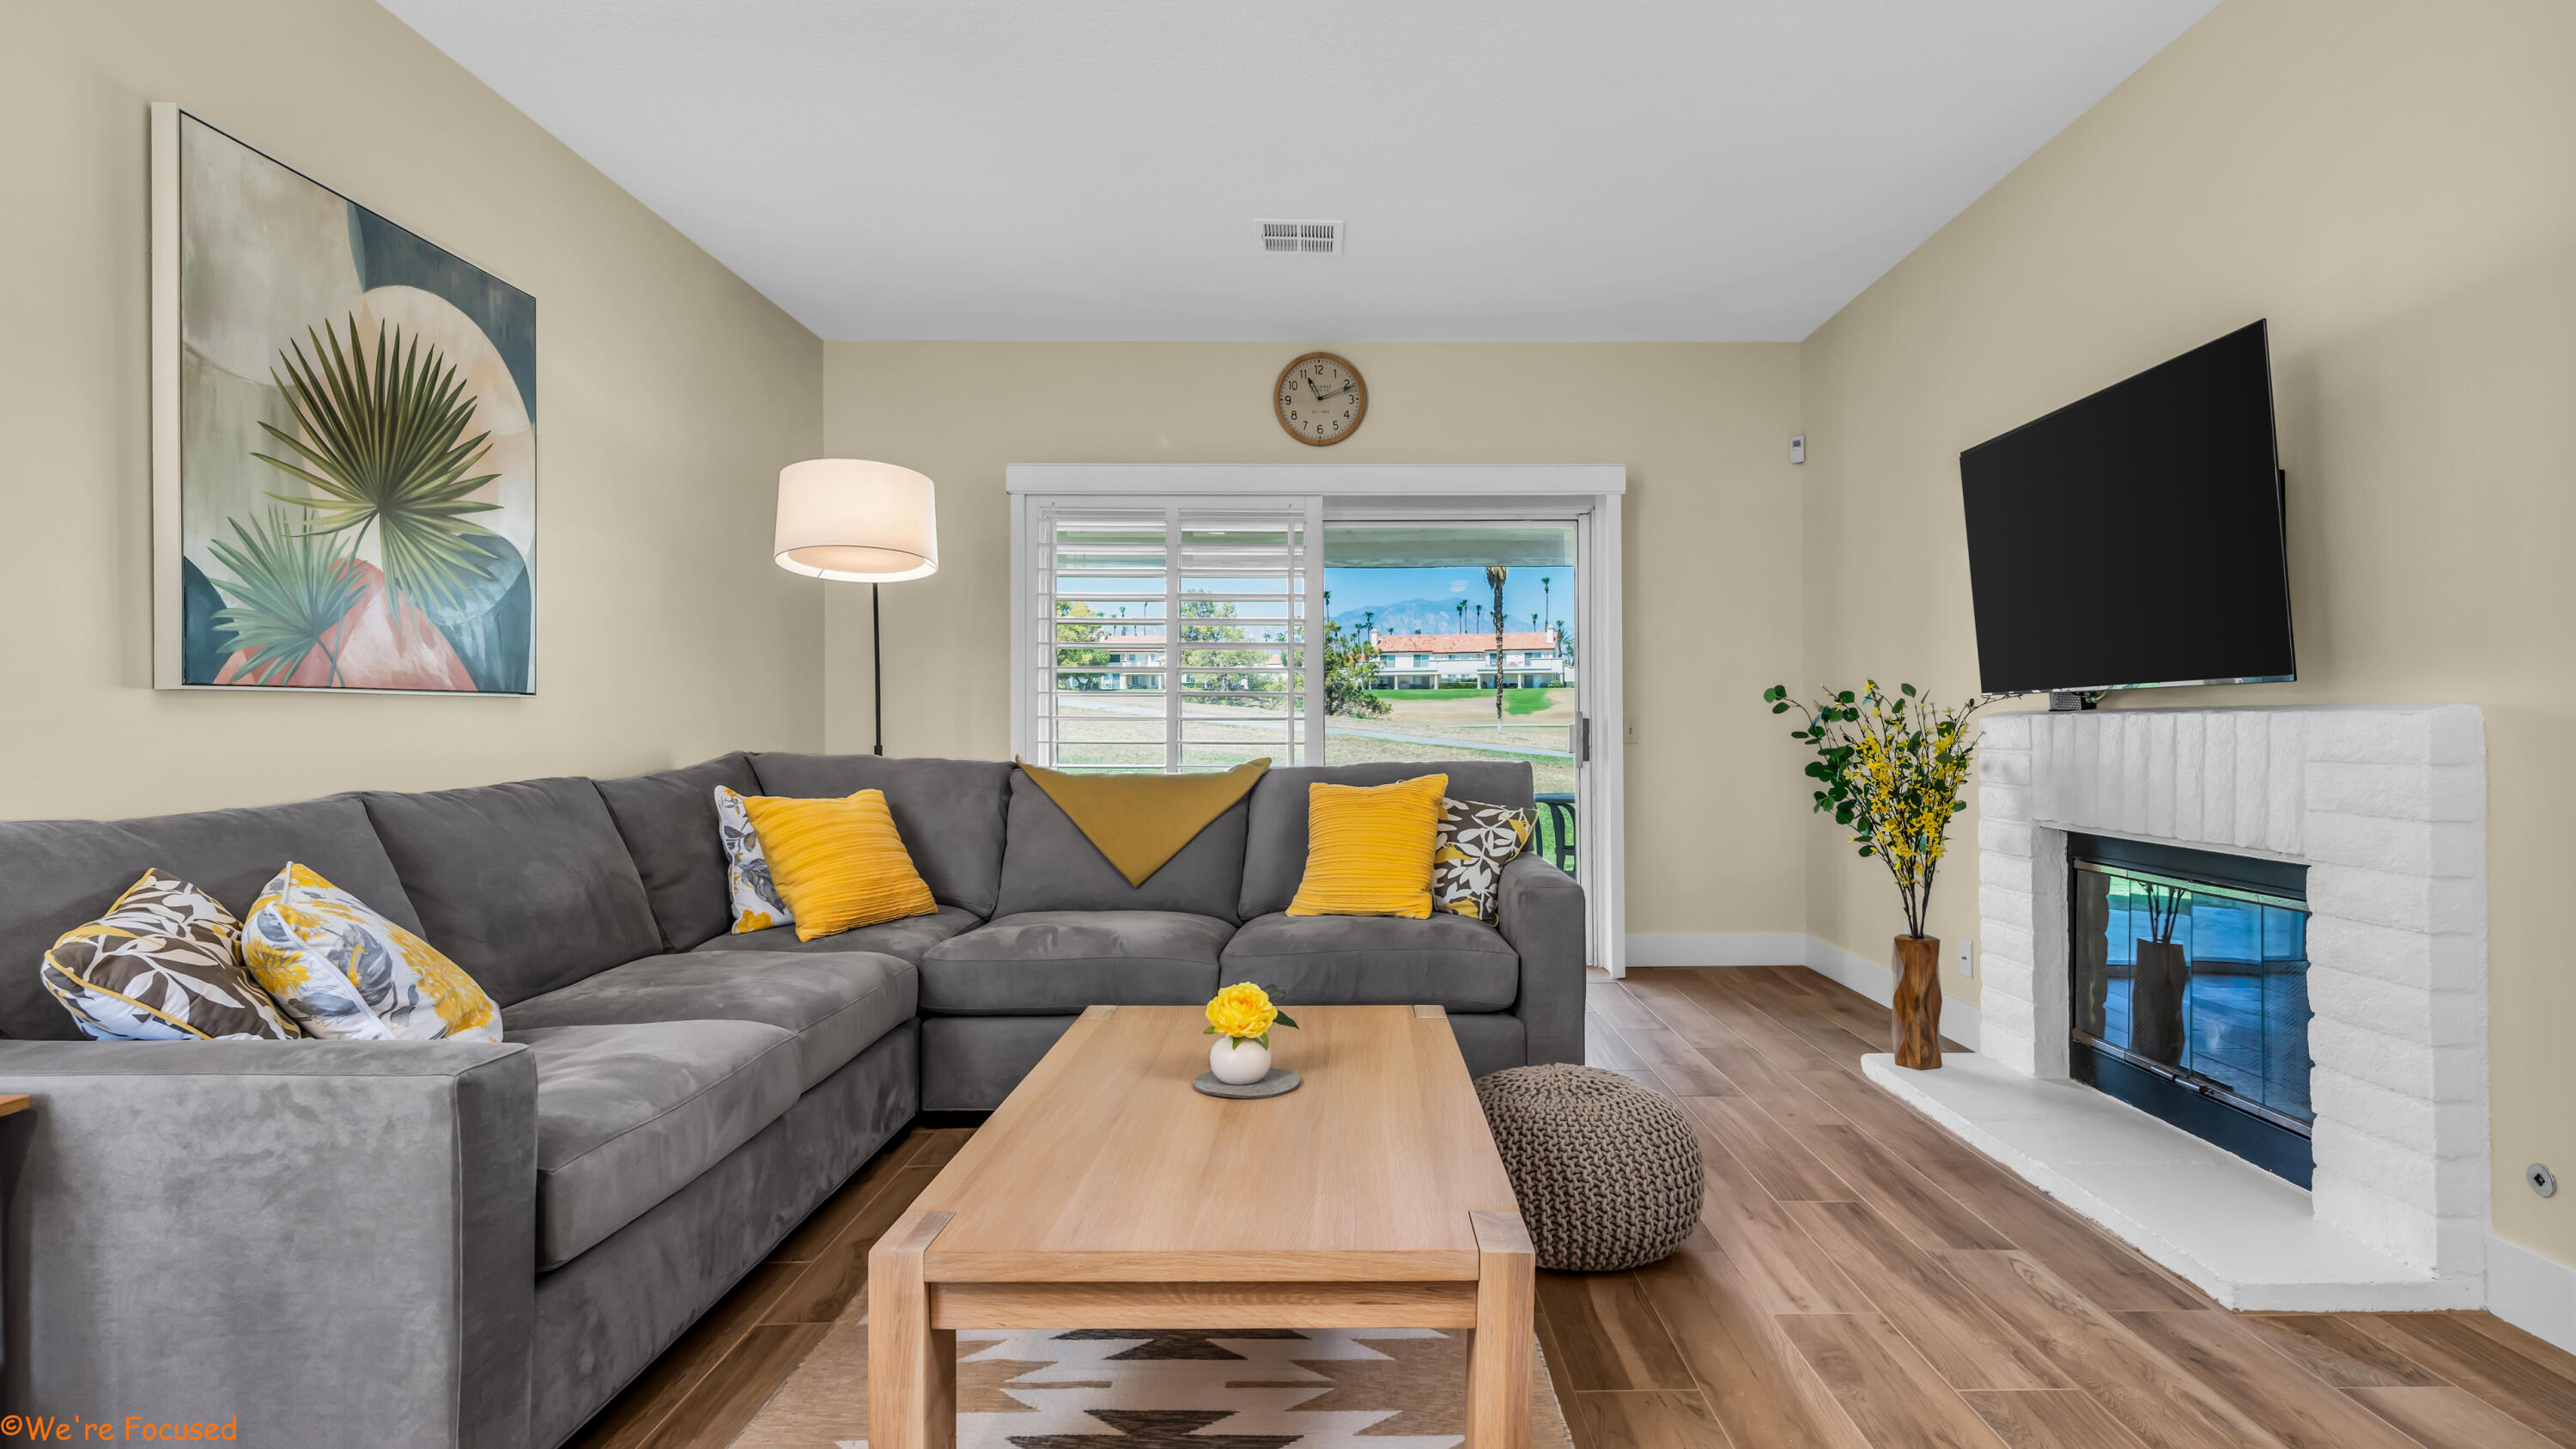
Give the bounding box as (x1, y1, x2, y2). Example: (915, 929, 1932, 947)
(1026, 496, 1324, 770)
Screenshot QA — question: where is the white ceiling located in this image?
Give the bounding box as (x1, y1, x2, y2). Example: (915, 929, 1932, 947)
(380, 0, 2216, 342)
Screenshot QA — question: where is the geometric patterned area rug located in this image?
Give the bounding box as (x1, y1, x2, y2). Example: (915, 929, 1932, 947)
(727, 1298, 1574, 1449)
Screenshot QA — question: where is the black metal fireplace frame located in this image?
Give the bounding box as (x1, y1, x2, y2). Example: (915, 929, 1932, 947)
(2066, 831, 2316, 1188)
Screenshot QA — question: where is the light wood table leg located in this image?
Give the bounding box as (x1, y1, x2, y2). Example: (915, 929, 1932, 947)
(870, 1210, 957, 1449)
(1465, 1210, 1534, 1449)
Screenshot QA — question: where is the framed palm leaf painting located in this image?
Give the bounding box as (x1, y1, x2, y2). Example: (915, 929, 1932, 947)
(151, 104, 536, 694)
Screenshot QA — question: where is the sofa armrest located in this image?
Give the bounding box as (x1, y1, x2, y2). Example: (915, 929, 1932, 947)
(1497, 853, 1586, 1065)
(0, 1039, 537, 1449)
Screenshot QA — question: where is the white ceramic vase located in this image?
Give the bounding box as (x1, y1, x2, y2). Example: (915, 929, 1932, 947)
(1208, 1036, 1271, 1085)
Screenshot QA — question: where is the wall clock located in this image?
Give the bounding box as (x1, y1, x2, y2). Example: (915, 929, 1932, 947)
(1274, 352, 1367, 447)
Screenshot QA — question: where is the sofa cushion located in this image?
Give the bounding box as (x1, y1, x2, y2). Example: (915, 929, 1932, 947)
(1238, 763, 1536, 920)
(593, 754, 760, 953)
(991, 769, 1249, 923)
(0, 795, 419, 1041)
(361, 778, 665, 1008)
(749, 755, 1012, 917)
(1219, 911, 1521, 1012)
(507, 950, 915, 1093)
(693, 904, 981, 966)
(920, 911, 1233, 1014)
(521, 1020, 803, 1269)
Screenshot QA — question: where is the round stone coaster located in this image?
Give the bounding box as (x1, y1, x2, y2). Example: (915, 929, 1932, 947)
(1193, 1068, 1302, 1099)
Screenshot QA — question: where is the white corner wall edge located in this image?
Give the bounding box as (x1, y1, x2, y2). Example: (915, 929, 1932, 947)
(2488, 1229, 2576, 1358)
(1623, 933, 1981, 1052)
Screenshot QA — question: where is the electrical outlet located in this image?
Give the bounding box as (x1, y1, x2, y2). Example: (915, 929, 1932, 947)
(1957, 938, 1975, 978)
(1789, 435, 1807, 465)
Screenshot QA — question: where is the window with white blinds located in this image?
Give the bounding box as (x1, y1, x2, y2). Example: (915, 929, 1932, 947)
(1025, 497, 1324, 771)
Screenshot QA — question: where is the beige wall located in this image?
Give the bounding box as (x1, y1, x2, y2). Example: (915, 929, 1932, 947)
(1798, 0, 2576, 1261)
(822, 342, 1810, 937)
(0, 0, 824, 820)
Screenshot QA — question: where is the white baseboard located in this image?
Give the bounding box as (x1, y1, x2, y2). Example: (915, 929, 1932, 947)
(1622, 932, 1807, 968)
(1620, 932, 1981, 1052)
(2488, 1230, 2576, 1357)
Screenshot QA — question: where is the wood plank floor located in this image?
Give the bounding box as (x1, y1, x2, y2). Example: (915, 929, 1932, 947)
(574, 967, 2576, 1449)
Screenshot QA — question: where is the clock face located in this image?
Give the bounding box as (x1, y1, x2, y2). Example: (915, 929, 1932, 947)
(1275, 353, 1367, 446)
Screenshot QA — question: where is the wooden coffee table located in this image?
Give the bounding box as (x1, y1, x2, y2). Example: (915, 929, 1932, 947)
(870, 1003, 1533, 1449)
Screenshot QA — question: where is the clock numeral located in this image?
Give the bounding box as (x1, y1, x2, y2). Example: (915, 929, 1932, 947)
(1289, 410, 1299, 421)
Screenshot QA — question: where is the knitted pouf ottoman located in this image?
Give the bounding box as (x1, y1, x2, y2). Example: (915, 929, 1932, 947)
(1475, 1063, 1705, 1272)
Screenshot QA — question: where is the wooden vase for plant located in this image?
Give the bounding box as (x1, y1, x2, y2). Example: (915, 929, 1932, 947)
(1892, 935, 1943, 1070)
(2129, 940, 2190, 1065)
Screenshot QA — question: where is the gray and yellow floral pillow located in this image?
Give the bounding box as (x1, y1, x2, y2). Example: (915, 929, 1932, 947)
(714, 785, 793, 934)
(41, 868, 301, 1041)
(241, 862, 501, 1043)
(1432, 797, 1534, 923)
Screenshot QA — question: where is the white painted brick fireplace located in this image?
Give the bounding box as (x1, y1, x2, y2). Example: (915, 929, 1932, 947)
(1953, 704, 2489, 1302)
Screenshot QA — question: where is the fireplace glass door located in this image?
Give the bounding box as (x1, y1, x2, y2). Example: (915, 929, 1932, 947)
(2069, 835, 2313, 1184)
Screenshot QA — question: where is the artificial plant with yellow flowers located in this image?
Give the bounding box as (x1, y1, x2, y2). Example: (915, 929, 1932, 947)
(1204, 981, 1300, 1047)
(1763, 680, 1996, 940)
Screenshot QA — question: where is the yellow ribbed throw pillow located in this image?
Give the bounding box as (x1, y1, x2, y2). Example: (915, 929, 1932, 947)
(1286, 773, 1449, 919)
(738, 789, 938, 941)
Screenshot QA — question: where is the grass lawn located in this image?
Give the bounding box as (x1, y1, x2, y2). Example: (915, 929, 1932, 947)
(1368, 686, 1563, 715)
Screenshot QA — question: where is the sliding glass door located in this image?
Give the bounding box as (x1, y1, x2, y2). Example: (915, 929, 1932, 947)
(1321, 521, 1583, 880)
(1012, 472, 1624, 974)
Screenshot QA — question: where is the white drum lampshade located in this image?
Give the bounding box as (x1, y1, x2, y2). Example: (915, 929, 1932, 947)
(773, 460, 939, 582)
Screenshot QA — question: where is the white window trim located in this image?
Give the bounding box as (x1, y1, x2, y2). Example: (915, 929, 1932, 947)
(1008, 463, 1625, 497)
(1008, 464, 1627, 975)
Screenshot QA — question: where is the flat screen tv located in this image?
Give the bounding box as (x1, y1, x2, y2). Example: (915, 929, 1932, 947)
(1959, 320, 2293, 697)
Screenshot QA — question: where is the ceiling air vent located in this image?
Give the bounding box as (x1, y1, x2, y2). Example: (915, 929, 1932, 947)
(1258, 219, 1343, 255)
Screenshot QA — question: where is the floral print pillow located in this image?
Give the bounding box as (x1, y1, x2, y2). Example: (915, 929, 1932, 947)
(41, 868, 301, 1041)
(241, 862, 500, 1043)
(1431, 797, 1534, 922)
(714, 785, 794, 934)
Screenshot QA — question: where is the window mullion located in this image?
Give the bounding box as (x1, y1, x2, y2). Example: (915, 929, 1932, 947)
(1163, 502, 1182, 774)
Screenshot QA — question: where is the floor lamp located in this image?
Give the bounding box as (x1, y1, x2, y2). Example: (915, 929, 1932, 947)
(773, 459, 940, 756)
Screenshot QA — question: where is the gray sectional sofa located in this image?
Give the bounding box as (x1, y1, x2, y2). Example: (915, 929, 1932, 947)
(0, 752, 1583, 1449)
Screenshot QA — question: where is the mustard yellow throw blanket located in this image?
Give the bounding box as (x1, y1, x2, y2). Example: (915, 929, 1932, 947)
(1017, 758, 1270, 886)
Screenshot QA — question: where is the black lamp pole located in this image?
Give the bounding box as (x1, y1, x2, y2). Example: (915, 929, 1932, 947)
(872, 582, 884, 756)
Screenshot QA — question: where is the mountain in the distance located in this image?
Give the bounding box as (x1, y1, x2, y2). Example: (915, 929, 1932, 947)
(1336, 598, 1558, 637)
(1332, 598, 1486, 636)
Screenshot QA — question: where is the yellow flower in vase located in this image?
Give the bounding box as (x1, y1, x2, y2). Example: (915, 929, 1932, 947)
(1203, 982, 1300, 1088)
(1204, 981, 1297, 1044)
